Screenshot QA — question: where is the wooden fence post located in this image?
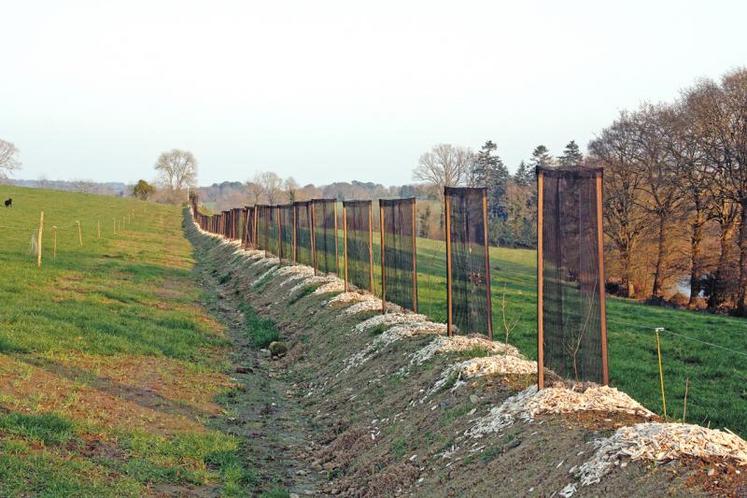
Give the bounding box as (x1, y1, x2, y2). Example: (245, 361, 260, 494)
(52, 226, 57, 261)
(76, 221, 83, 247)
(445, 194, 453, 336)
(342, 205, 349, 292)
(37, 211, 44, 268)
(537, 170, 545, 389)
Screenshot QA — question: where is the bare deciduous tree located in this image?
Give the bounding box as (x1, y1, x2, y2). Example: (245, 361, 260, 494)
(0, 139, 21, 180)
(413, 144, 473, 194)
(154, 149, 198, 192)
(284, 176, 299, 203)
(251, 171, 284, 204)
(589, 112, 648, 297)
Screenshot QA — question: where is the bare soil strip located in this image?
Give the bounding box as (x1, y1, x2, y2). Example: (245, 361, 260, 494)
(189, 218, 746, 498)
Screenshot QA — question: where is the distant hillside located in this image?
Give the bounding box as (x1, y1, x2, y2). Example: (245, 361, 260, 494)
(6, 178, 129, 196)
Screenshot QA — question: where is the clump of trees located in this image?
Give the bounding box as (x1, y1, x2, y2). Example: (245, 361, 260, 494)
(132, 179, 155, 200)
(589, 67, 747, 314)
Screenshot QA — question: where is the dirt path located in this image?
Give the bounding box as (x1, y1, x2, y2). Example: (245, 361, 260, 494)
(196, 253, 323, 497)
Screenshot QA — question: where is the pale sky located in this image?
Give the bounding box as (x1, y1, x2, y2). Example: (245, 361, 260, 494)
(2, 0, 745, 187)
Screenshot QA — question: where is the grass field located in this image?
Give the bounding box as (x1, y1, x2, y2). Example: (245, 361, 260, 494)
(1, 185, 744, 497)
(409, 238, 747, 436)
(327, 223, 747, 435)
(0, 186, 258, 496)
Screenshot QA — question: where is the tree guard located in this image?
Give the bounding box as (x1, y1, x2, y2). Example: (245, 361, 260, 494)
(255, 205, 270, 254)
(312, 199, 338, 274)
(279, 204, 294, 262)
(294, 201, 314, 266)
(537, 166, 609, 388)
(247, 206, 257, 249)
(343, 200, 375, 292)
(444, 187, 493, 339)
(379, 198, 417, 313)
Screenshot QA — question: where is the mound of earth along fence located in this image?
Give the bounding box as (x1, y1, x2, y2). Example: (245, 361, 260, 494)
(187, 212, 747, 498)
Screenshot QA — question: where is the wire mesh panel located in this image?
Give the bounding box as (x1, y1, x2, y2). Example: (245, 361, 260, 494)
(380, 198, 417, 312)
(343, 200, 374, 292)
(538, 166, 608, 387)
(243, 206, 255, 248)
(279, 204, 294, 262)
(255, 205, 269, 252)
(294, 201, 313, 266)
(312, 199, 338, 274)
(232, 208, 242, 240)
(444, 187, 492, 338)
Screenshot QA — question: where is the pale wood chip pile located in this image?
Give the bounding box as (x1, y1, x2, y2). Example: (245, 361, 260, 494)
(354, 313, 429, 333)
(467, 385, 655, 439)
(287, 275, 337, 297)
(327, 292, 369, 305)
(575, 422, 747, 486)
(342, 296, 385, 315)
(410, 335, 519, 365)
(313, 280, 346, 295)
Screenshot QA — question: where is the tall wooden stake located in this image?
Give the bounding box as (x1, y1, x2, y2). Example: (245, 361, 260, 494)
(333, 202, 339, 274)
(411, 198, 418, 313)
(380, 203, 386, 314)
(76, 221, 83, 247)
(445, 194, 453, 336)
(311, 203, 317, 275)
(596, 173, 610, 385)
(97, 220, 101, 239)
(482, 190, 493, 340)
(37, 211, 44, 268)
(537, 171, 545, 389)
(368, 202, 374, 292)
(343, 205, 349, 292)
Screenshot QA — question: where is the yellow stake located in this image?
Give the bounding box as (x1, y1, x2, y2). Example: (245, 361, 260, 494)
(52, 226, 57, 261)
(655, 327, 667, 418)
(76, 221, 83, 247)
(114, 218, 117, 235)
(37, 211, 44, 268)
(97, 220, 101, 239)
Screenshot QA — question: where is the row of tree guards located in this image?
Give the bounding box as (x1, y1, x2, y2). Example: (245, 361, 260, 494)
(192, 166, 609, 388)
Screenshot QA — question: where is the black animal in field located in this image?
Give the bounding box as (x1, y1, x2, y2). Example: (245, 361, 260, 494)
(4, 198, 11, 208)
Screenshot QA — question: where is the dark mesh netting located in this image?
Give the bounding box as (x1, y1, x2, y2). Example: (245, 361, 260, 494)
(380, 198, 417, 312)
(234, 208, 242, 240)
(445, 187, 493, 338)
(256, 205, 269, 252)
(222, 211, 230, 237)
(266, 206, 280, 256)
(229, 208, 239, 239)
(279, 204, 294, 262)
(243, 206, 255, 248)
(312, 199, 338, 274)
(294, 201, 313, 266)
(343, 200, 374, 292)
(539, 166, 608, 385)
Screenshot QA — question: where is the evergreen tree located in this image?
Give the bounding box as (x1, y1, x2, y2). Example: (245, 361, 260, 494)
(529, 145, 554, 170)
(559, 140, 584, 168)
(469, 140, 510, 221)
(514, 160, 534, 187)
